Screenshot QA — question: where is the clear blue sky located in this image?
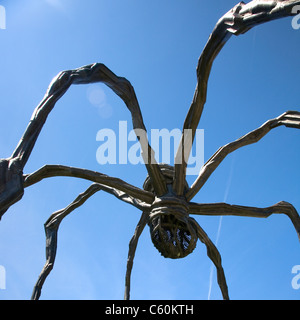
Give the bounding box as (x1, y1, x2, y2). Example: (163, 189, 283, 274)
(0, 0, 299, 300)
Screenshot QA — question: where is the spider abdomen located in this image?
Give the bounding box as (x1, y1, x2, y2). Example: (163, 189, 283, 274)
(149, 213, 197, 259)
(148, 196, 197, 259)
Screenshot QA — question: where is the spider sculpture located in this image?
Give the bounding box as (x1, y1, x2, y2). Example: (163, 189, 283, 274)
(0, 1, 300, 300)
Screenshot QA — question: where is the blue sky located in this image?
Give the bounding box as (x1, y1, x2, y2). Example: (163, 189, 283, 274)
(0, 0, 300, 300)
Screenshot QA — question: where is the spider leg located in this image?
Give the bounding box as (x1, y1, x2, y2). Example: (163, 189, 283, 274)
(189, 217, 229, 300)
(31, 183, 149, 300)
(187, 111, 300, 200)
(174, 1, 300, 195)
(0, 158, 24, 219)
(24, 164, 154, 205)
(124, 211, 149, 300)
(189, 201, 300, 241)
(11, 63, 166, 195)
(0, 63, 167, 219)
(31, 184, 100, 300)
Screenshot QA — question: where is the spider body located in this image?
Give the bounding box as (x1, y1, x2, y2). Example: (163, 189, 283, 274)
(148, 186, 197, 259)
(144, 164, 197, 259)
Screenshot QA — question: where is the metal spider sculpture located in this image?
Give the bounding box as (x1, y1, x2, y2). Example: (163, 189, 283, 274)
(1, 0, 300, 300)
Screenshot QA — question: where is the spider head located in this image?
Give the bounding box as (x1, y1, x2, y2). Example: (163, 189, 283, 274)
(148, 196, 197, 259)
(144, 164, 197, 259)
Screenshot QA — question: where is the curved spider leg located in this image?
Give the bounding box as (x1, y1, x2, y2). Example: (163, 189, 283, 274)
(31, 183, 101, 300)
(189, 217, 229, 300)
(174, 0, 300, 195)
(31, 183, 150, 300)
(124, 211, 149, 300)
(24, 164, 155, 205)
(0, 63, 166, 220)
(187, 110, 300, 201)
(189, 201, 300, 241)
(16, 63, 166, 194)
